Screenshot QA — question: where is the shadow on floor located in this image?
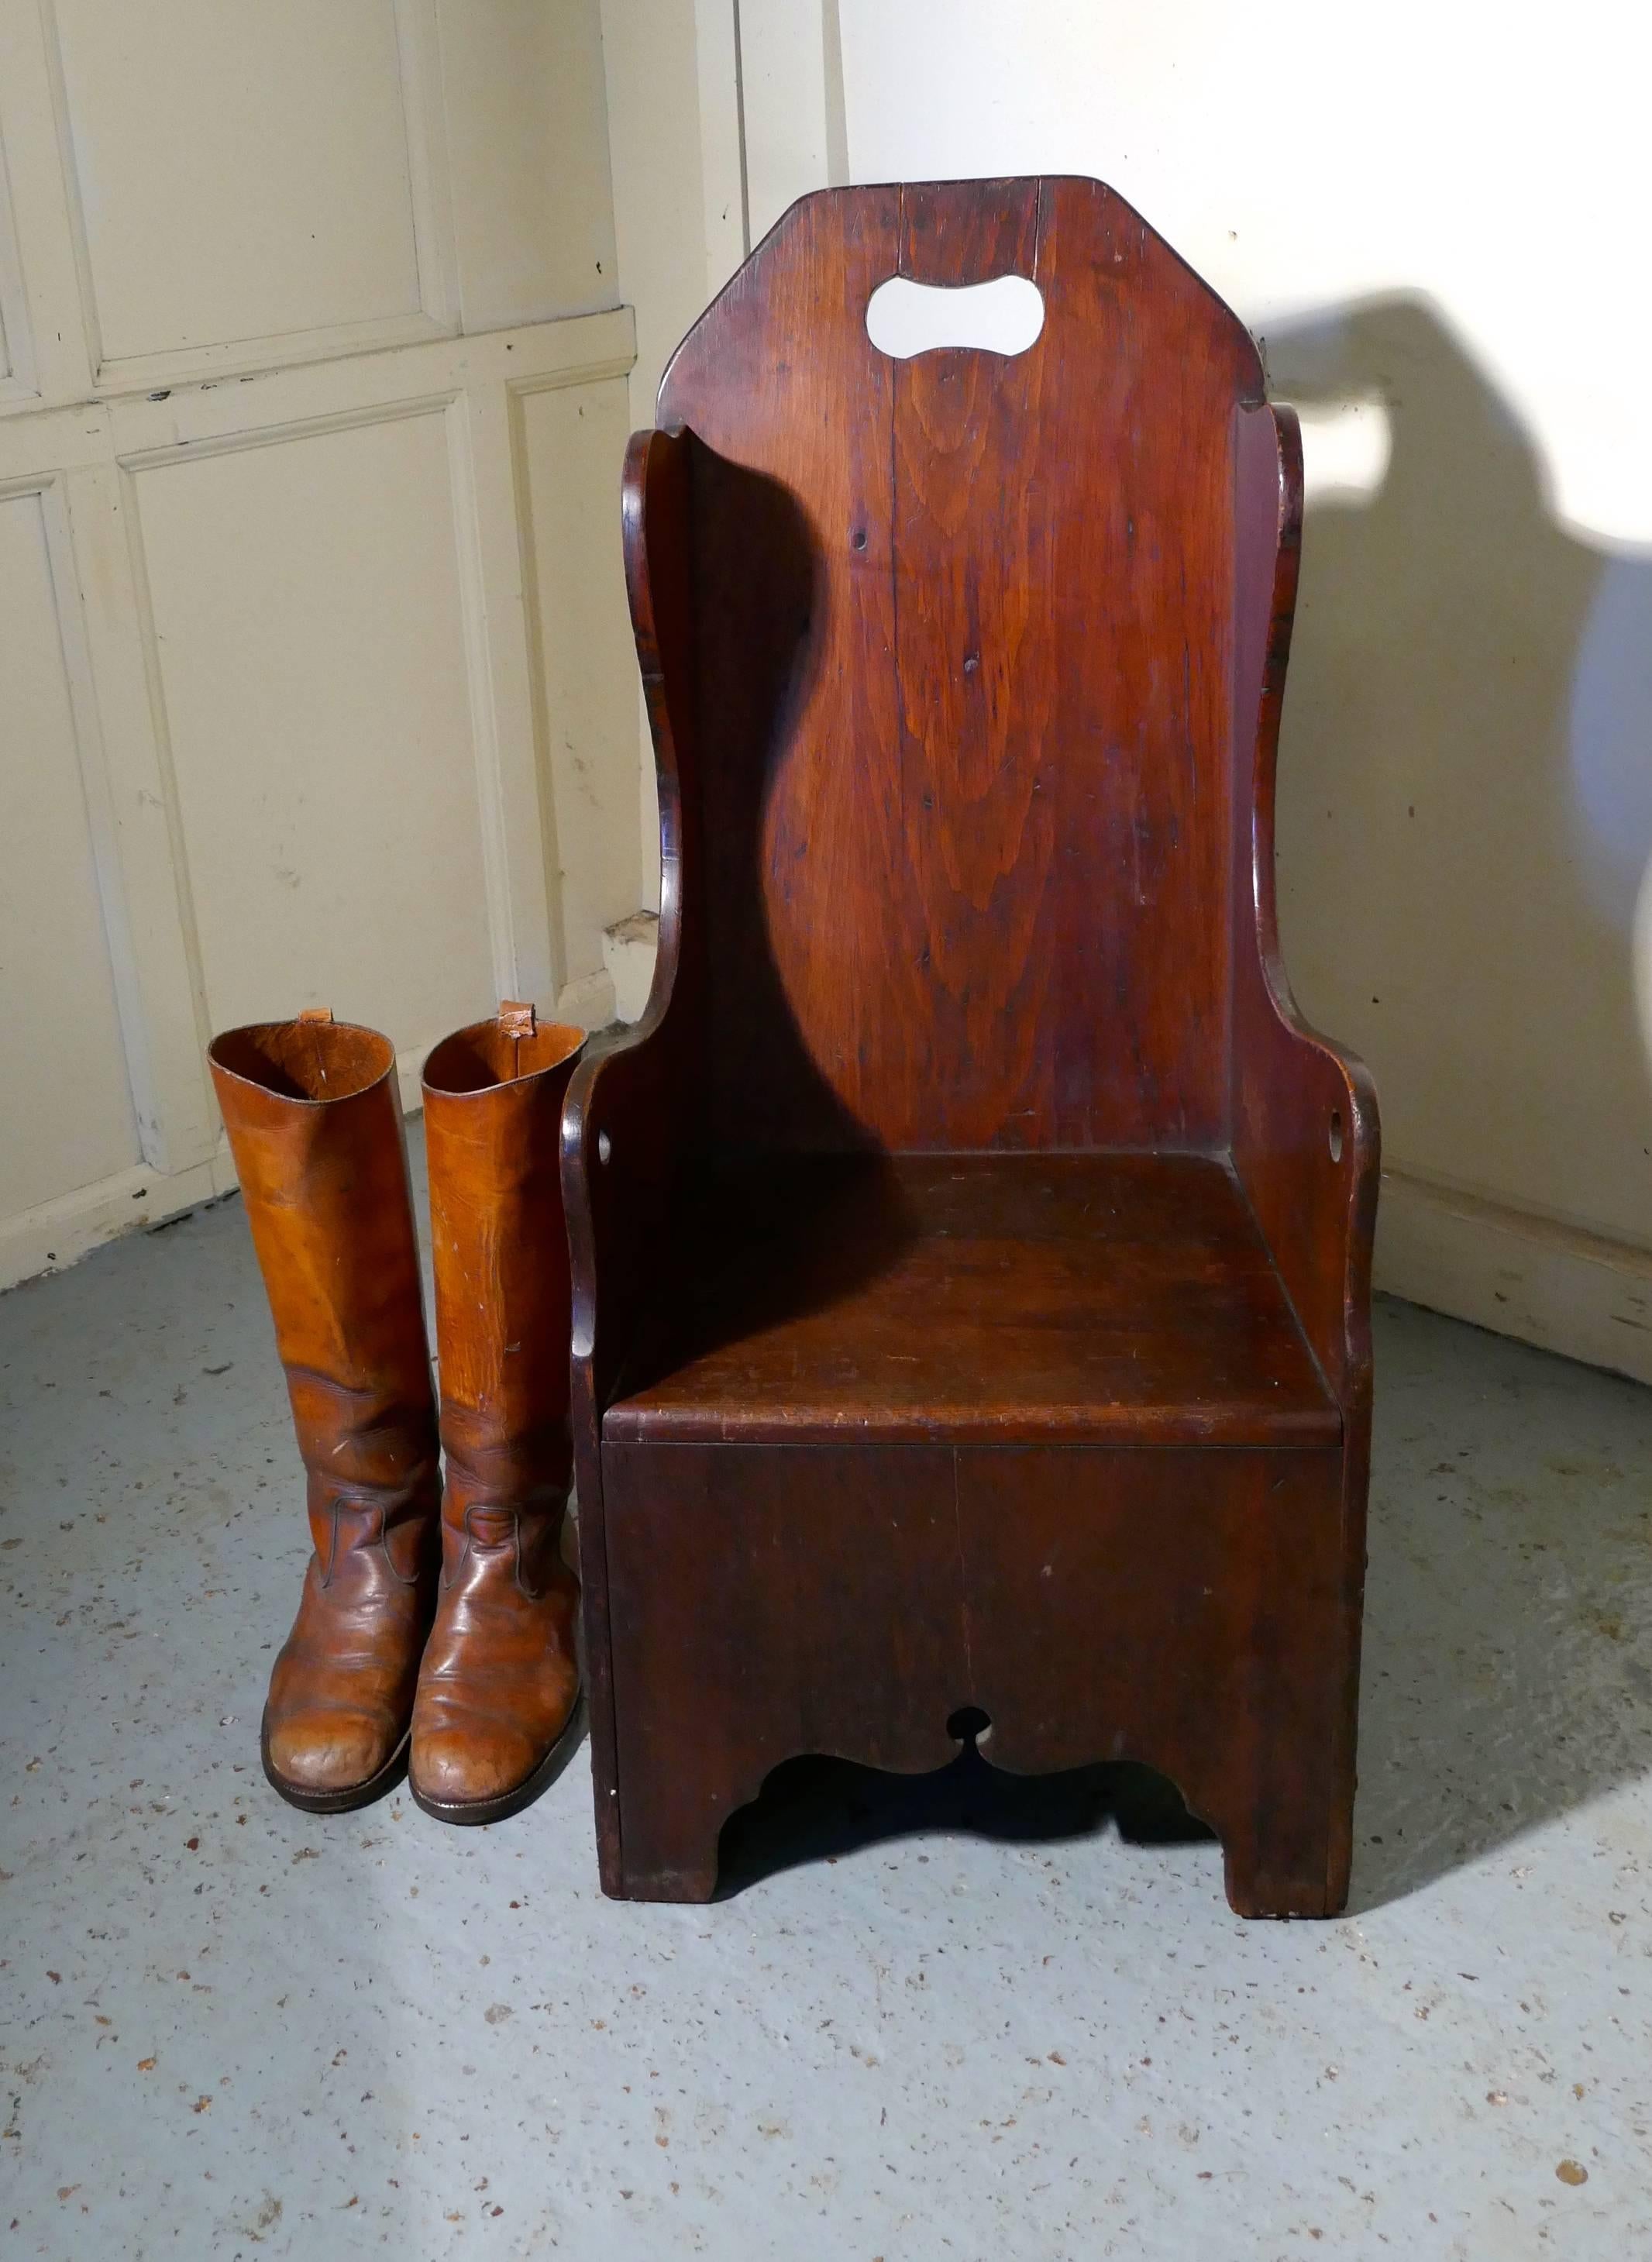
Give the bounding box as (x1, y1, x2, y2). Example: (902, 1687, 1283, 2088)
(1345, 1302, 1652, 1912)
(717, 1739, 1213, 1900)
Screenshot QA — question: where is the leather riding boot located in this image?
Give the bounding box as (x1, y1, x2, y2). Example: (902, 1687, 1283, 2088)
(208, 1010, 440, 1813)
(409, 1004, 586, 1826)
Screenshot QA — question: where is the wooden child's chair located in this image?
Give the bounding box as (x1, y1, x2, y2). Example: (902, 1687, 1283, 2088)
(562, 177, 1378, 1916)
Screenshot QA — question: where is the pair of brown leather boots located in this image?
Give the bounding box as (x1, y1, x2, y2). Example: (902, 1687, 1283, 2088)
(208, 1004, 584, 1825)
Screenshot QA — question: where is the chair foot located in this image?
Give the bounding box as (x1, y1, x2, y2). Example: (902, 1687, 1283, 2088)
(1220, 1825, 1349, 1919)
(613, 1857, 721, 1903)
(604, 1792, 725, 1902)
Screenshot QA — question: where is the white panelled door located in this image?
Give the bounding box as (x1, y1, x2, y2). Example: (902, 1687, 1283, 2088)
(0, 0, 639, 1289)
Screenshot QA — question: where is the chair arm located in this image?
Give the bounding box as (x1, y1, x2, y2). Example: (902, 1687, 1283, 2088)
(561, 1020, 682, 1424)
(1233, 956, 1380, 1413)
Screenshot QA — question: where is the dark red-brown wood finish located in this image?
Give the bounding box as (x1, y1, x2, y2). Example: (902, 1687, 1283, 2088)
(562, 177, 1378, 1916)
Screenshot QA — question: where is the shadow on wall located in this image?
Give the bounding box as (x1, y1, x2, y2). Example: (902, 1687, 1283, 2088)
(1263, 294, 1652, 1246)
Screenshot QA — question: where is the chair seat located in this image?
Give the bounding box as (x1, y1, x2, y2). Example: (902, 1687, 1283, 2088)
(604, 1152, 1340, 1448)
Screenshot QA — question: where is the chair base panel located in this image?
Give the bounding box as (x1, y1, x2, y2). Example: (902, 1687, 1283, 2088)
(596, 1440, 1360, 1915)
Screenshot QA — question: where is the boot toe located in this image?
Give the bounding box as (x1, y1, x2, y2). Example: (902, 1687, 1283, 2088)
(410, 1720, 539, 1809)
(267, 1708, 397, 1796)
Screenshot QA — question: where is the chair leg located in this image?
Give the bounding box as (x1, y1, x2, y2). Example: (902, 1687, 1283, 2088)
(1214, 1764, 1354, 1919)
(1220, 1834, 1338, 1919)
(607, 1774, 728, 1902)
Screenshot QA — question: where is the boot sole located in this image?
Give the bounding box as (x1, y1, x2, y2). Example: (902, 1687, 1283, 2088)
(260, 1714, 412, 1816)
(408, 1689, 587, 1828)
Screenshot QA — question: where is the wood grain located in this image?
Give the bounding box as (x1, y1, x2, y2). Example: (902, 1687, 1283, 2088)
(603, 1442, 965, 1900)
(959, 1447, 1350, 1917)
(564, 179, 1380, 1915)
(559, 427, 699, 1885)
(605, 1153, 1338, 1448)
(604, 1441, 1347, 1916)
(659, 176, 1259, 1151)
(1230, 400, 1381, 1906)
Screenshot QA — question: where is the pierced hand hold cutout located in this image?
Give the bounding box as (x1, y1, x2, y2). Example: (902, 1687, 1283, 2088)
(866, 274, 1045, 361)
(947, 1705, 993, 1749)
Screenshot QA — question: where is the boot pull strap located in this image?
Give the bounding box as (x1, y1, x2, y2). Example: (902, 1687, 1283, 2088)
(499, 1000, 535, 1038)
(296, 1006, 334, 1097)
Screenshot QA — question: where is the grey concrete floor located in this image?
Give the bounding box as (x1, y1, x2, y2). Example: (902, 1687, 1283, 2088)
(2, 1152, 1650, 2261)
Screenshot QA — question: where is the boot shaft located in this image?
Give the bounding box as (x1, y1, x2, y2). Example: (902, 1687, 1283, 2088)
(208, 1011, 438, 1525)
(422, 1004, 585, 1515)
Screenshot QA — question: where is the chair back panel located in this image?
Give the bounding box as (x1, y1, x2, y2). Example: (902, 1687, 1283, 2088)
(659, 177, 1263, 1152)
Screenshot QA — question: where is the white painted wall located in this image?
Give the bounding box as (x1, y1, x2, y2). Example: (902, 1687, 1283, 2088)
(603, 0, 1652, 1379)
(1, 0, 637, 1288)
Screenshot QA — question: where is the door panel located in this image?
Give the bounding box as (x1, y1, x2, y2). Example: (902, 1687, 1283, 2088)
(436, 0, 617, 331)
(0, 482, 139, 1216)
(0, 1, 636, 1287)
(134, 407, 494, 1054)
(49, 0, 430, 371)
(519, 377, 646, 993)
